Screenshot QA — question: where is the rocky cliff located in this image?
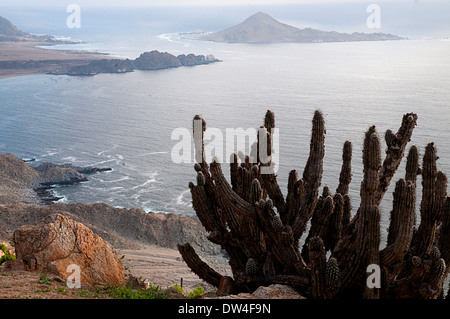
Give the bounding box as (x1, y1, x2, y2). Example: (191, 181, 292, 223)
(65, 50, 220, 76)
(0, 153, 220, 257)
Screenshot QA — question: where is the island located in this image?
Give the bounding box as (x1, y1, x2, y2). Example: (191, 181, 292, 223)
(198, 11, 405, 43)
(0, 16, 220, 79)
(63, 51, 220, 76)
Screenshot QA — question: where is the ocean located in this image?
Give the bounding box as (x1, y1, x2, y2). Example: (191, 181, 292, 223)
(1, 4, 450, 246)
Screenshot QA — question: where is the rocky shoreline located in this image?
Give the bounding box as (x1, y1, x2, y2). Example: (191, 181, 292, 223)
(0, 153, 220, 253)
(32, 165, 112, 204)
(30, 160, 112, 204)
(0, 16, 220, 79)
(61, 50, 220, 76)
(0, 153, 229, 296)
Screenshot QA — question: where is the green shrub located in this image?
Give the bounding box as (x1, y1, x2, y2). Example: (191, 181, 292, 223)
(172, 284, 205, 298)
(0, 244, 16, 265)
(39, 273, 52, 285)
(187, 286, 204, 298)
(173, 284, 183, 295)
(107, 283, 169, 299)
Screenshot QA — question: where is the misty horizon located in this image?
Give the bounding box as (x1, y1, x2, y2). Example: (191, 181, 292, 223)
(1, 1, 450, 40)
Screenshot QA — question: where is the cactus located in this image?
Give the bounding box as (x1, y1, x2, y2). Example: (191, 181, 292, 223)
(245, 258, 257, 276)
(177, 109, 450, 299)
(251, 179, 262, 203)
(326, 257, 340, 287)
(271, 215, 283, 232)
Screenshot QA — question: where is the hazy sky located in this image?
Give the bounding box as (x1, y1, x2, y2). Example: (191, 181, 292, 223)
(1, 0, 431, 7)
(2, 0, 449, 38)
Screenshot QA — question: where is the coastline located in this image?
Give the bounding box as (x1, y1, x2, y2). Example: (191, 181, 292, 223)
(0, 41, 220, 79)
(0, 41, 111, 79)
(0, 153, 228, 296)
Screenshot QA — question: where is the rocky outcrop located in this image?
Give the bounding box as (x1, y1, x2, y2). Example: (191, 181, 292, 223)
(134, 50, 182, 70)
(0, 154, 41, 204)
(216, 284, 306, 299)
(66, 58, 135, 76)
(52, 202, 221, 255)
(34, 162, 88, 186)
(34, 162, 112, 185)
(0, 154, 112, 205)
(0, 153, 220, 255)
(0, 202, 221, 256)
(13, 213, 124, 286)
(65, 50, 220, 76)
(33, 162, 110, 204)
(177, 53, 218, 66)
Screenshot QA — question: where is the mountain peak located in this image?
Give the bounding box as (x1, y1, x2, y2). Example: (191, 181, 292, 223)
(199, 11, 404, 43)
(246, 11, 274, 20)
(200, 11, 299, 43)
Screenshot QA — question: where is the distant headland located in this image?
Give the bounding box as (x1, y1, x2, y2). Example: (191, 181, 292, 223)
(62, 51, 220, 76)
(198, 11, 405, 43)
(0, 16, 220, 79)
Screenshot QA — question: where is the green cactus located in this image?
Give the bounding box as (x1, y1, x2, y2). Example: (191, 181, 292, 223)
(412, 256, 422, 267)
(325, 257, 340, 288)
(405, 145, 419, 183)
(431, 258, 446, 287)
(385, 129, 396, 149)
(272, 215, 283, 232)
(251, 179, 262, 203)
(245, 258, 257, 276)
(430, 246, 441, 261)
(196, 171, 205, 186)
(179, 110, 450, 299)
(258, 199, 266, 209)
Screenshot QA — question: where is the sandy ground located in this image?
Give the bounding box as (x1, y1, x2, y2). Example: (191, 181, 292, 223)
(0, 244, 230, 299)
(118, 245, 231, 293)
(0, 269, 89, 299)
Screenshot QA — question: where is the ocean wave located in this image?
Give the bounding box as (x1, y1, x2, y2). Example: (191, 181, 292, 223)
(61, 156, 78, 163)
(52, 190, 67, 203)
(131, 178, 157, 190)
(141, 203, 171, 214)
(93, 158, 116, 165)
(107, 186, 125, 192)
(97, 144, 119, 156)
(40, 149, 61, 158)
(138, 151, 168, 156)
(100, 176, 131, 183)
(175, 189, 191, 206)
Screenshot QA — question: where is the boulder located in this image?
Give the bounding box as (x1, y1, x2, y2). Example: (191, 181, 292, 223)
(251, 284, 306, 299)
(215, 284, 306, 299)
(13, 213, 124, 286)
